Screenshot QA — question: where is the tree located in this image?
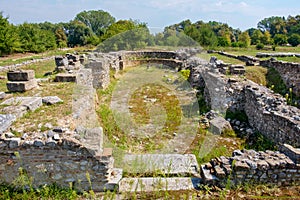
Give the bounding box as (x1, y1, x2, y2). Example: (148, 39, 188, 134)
(261, 31, 272, 45)
(75, 10, 115, 36)
(55, 28, 67, 48)
(66, 20, 95, 47)
(0, 13, 20, 55)
(238, 31, 251, 47)
(250, 29, 263, 45)
(273, 34, 288, 45)
(288, 34, 300, 47)
(18, 23, 56, 53)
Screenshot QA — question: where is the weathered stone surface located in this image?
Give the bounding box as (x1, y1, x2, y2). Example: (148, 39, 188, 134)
(123, 154, 199, 177)
(42, 96, 63, 105)
(0, 114, 16, 134)
(54, 73, 76, 82)
(0, 92, 6, 100)
(7, 70, 35, 81)
(6, 79, 37, 92)
(1, 97, 42, 111)
(209, 116, 232, 135)
(119, 177, 202, 192)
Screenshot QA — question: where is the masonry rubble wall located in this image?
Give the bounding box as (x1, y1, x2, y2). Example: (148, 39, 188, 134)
(244, 83, 300, 147)
(260, 59, 300, 96)
(202, 148, 300, 187)
(0, 138, 114, 192)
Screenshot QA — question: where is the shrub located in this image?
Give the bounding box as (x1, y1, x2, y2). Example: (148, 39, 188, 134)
(256, 43, 264, 50)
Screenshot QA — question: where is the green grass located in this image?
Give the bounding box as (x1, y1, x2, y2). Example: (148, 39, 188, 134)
(0, 47, 92, 67)
(21, 59, 56, 78)
(245, 66, 268, 86)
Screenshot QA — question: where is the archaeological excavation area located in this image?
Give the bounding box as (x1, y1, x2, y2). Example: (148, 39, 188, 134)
(0, 48, 299, 195)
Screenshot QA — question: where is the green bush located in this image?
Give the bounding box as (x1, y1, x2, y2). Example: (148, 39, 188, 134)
(256, 43, 264, 50)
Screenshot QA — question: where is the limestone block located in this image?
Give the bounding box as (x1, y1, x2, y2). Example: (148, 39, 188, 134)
(0, 114, 16, 134)
(54, 73, 76, 82)
(209, 117, 232, 135)
(42, 96, 63, 105)
(6, 79, 37, 92)
(55, 56, 68, 67)
(1, 97, 42, 111)
(7, 70, 35, 81)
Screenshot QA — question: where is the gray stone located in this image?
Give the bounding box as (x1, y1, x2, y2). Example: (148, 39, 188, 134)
(0, 92, 6, 100)
(119, 177, 201, 192)
(54, 74, 76, 82)
(7, 70, 35, 81)
(1, 97, 42, 112)
(123, 154, 199, 177)
(33, 140, 44, 147)
(53, 134, 60, 141)
(6, 79, 37, 92)
(42, 96, 63, 105)
(0, 114, 16, 134)
(9, 138, 21, 148)
(209, 117, 232, 135)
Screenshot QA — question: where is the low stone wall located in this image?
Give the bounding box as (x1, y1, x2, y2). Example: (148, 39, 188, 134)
(256, 52, 300, 58)
(0, 138, 115, 192)
(260, 59, 300, 96)
(244, 84, 300, 147)
(202, 148, 300, 187)
(0, 56, 54, 72)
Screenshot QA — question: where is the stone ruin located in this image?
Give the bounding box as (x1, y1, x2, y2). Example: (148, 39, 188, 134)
(0, 48, 299, 192)
(6, 70, 37, 92)
(54, 53, 85, 82)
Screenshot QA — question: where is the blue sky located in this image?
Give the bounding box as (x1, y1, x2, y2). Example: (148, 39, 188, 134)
(1, 0, 299, 32)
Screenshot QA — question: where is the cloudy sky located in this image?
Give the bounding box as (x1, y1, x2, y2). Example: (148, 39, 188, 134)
(1, 0, 299, 32)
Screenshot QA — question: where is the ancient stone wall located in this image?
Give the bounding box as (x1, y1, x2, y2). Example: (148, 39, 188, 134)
(202, 148, 300, 187)
(244, 83, 300, 147)
(260, 59, 300, 96)
(0, 138, 116, 192)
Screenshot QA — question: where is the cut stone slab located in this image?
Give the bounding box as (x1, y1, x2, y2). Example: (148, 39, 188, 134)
(42, 96, 63, 105)
(7, 70, 35, 81)
(0, 114, 16, 134)
(0, 92, 5, 100)
(122, 154, 199, 177)
(119, 177, 202, 192)
(209, 116, 232, 135)
(1, 97, 42, 112)
(54, 73, 76, 82)
(6, 79, 37, 92)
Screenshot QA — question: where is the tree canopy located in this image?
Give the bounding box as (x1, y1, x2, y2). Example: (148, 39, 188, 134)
(0, 10, 300, 56)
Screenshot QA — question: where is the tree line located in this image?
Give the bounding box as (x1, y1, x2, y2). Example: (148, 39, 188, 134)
(1, 10, 300, 56)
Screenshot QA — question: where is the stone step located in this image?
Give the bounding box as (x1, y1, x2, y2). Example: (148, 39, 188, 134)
(119, 177, 202, 192)
(122, 154, 200, 177)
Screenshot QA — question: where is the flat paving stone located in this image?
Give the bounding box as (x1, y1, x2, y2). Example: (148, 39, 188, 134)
(1, 97, 42, 111)
(123, 154, 200, 177)
(119, 177, 202, 192)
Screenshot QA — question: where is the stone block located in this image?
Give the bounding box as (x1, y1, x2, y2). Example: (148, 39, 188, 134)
(6, 79, 37, 92)
(55, 56, 68, 67)
(1, 97, 42, 112)
(54, 74, 76, 82)
(7, 70, 35, 81)
(209, 117, 232, 135)
(0, 114, 16, 134)
(42, 96, 63, 105)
